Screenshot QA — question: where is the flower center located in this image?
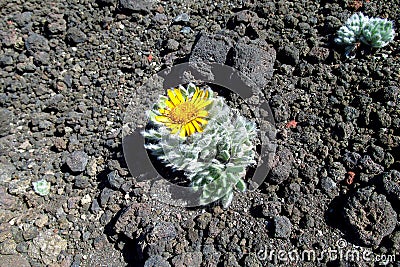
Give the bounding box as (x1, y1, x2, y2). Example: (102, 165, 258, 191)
(169, 102, 198, 124)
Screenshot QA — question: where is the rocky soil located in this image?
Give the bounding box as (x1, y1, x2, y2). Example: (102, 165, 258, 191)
(0, 0, 399, 266)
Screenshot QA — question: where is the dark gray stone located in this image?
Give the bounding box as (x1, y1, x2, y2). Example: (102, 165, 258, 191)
(189, 33, 232, 64)
(25, 33, 50, 55)
(66, 27, 87, 45)
(90, 199, 101, 213)
(269, 148, 293, 184)
(359, 155, 384, 175)
(0, 55, 14, 67)
(66, 151, 89, 173)
(232, 41, 276, 88)
(74, 176, 89, 189)
(148, 222, 177, 241)
(99, 209, 113, 225)
(166, 39, 179, 51)
(0, 30, 17, 47)
(307, 46, 330, 63)
(261, 201, 281, 218)
(329, 161, 346, 182)
(13, 12, 32, 28)
(343, 187, 397, 247)
(171, 252, 202, 267)
(273, 215, 292, 238)
(45, 13, 67, 35)
(243, 253, 262, 267)
(0, 108, 12, 137)
(278, 45, 300, 65)
(107, 170, 124, 190)
(144, 255, 171, 267)
(119, 0, 154, 13)
(202, 245, 221, 266)
(195, 212, 212, 230)
(99, 187, 114, 207)
(153, 13, 168, 25)
(381, 170, 400, 205)
(320, 177, 337, 194)
(33, 51, 50, 65)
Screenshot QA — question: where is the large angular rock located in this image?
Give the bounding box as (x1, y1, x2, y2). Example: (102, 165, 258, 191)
(232, 41, 276, 88)
(343, 186, 397, 247)
(25, 33, 50, 55)
(189, 33, 232, 64)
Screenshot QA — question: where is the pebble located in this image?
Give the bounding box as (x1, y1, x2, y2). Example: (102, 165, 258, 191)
(278, 45, 300, 65)
(119, 0, 154, 13)
(144, 255, 171, 267)
(74, 175, 90, 189)
(0, 254, 30, 267)
(153, 13, 168, 25)
(273, 215, 292, 238)
(66, 151, 89, 173)
(269, 148, 293, 184)
(66, 27, 87, 45)
(25, 33, 50, 55)
(171, 252, 202, 267)
(343, 187, 397, 247)
(166, 39, 179, 51)
(28, 230, 68, 265)
(381, 170, 400, 204)
(45, 13, 67, 35)
(107, 171, 123, 190)
(174, 13, 190, 22)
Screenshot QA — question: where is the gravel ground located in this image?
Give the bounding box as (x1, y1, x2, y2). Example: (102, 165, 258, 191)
(0, 0, 399, 266)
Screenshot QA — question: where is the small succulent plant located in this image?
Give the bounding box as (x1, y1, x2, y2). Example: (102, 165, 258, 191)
(143, 83, 257, 208)
(32, 179, 51, 196)
(360, 17, 395, 48)
(335, 12, 369, 46)
(335, 12, 395, 57)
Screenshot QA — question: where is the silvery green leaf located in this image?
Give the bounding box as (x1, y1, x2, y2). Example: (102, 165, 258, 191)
(236, 179, 246, 192)
(221, 191, 234, 208)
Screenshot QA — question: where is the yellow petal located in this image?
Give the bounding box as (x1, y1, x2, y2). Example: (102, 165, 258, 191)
(174, 88, 184, 103)
(158, 108, 170, 115)
(167, 89, 180, 106)
(191, 120, 203, 132)
(195, 100, 212, 109)
(170, 125, 180, 134)
(165, 100, 175, 109)
(155, 115, 170, 123)
(195, 118, 208, 125)
(191, 88, 200, 103)
(197, 110, 208, 118)
(187, 122, 195, 135)
(179, 126, 186, 138)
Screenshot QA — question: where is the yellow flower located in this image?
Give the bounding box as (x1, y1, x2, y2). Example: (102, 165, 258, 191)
(155, 87, 212, 137)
